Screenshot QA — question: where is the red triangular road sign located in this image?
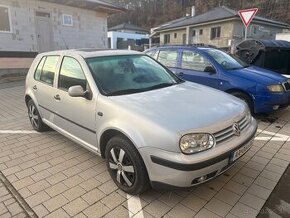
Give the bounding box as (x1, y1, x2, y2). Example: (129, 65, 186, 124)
(238, 8, 258, 27)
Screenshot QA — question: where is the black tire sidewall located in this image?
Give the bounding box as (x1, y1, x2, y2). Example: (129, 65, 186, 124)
(105, 135, 149, 195)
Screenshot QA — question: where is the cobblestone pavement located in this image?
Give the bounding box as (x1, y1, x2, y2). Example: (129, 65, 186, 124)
(0, 173, 28, 218)
(0, 84, 289, 218)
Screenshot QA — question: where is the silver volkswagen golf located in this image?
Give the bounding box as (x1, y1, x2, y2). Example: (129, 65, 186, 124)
(25, 49, 257, 194)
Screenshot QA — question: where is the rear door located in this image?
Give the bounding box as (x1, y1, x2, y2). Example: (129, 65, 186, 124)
(53, 56, 97, 147)
(32, 56, 60, 122)
(177, 50, 221, 89)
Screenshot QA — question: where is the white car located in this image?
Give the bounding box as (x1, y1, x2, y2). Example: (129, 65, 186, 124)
(25, 49, 257, 194)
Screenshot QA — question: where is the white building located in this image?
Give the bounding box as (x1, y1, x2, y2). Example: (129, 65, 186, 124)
(107, 23, 149, 50)
(276, 30, 290, 42)
(0, 0, 123, 53)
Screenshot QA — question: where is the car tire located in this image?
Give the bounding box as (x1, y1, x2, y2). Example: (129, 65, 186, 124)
(105, 135, 150, 195)
(231, 92, 254, 114)
(27, 99, 48, 132)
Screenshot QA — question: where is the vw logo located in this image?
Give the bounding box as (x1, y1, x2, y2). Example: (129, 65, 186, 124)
(232, 123, 241, 136)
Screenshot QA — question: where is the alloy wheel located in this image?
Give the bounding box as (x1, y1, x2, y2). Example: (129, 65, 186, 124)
(28, 104, 39, 128)
(108, 147, 135, 187)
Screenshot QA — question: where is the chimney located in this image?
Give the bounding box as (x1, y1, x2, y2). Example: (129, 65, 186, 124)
(191, 6, 195, 17)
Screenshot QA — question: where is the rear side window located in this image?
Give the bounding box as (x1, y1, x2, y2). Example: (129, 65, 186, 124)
(40, 56, 59, 85)
(157, 50, 178, 68)
(34, 57, 46, 81)
(58, 57, 87, 91)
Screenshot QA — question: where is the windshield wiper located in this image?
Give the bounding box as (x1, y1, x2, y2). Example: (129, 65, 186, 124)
(107, 89, 145, 96)
(146, 82, 178, 91)
(106, 82, 178, 96)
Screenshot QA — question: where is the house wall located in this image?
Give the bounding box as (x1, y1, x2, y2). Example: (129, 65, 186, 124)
(189, 20, 235, 48)
(232, 20, 284, 42)
(160, 29, 187, 45)
(158, 19, 285, 49)
(0, 0, 108, 52)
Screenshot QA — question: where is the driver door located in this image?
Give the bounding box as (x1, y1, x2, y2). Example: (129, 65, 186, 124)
(177, 50, 221, 89)
(53, 56, 97, 147)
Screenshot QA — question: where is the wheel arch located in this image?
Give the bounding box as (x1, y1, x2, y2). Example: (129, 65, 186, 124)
(99, 129, 138, 159)
(226, 88, 255, 111)
(25, 94, 32, 106)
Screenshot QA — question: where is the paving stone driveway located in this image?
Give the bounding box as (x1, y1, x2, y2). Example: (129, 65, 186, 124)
(0, 83, 289, 218)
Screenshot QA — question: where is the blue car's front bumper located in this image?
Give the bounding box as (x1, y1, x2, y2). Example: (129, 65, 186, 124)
(254, 92, 290, 113)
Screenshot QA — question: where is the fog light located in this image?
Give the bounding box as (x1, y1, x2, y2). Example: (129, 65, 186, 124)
(273, 105, 279, 110)
(197, 176, 206, 183)
(192, 171, 218, 184)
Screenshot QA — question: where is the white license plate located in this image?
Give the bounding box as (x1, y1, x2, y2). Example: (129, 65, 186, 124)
(230, 141, 253, 163)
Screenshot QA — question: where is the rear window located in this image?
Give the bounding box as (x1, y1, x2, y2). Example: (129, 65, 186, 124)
(34, 56, 59, 86)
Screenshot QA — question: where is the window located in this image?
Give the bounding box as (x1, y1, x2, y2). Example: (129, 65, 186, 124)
(192, 30, 196, 37)
(63, 14, 73, 26)
(181, 51, 212, 72)
(174, 33, 177, 38)
(59, 57, 87, 91)
(204, 49, 248, 70)
(210, 27, 221, 40)
(157, 50, 178, 68)
(34, 57, 46, 81)
(86, 55, 179, 95)
(0, 5, 11, 32)
(40, 56, 59, 85)
(145, 50, 156, 58)
(199, 29, 203, 35)
(164, 34, 170, 44)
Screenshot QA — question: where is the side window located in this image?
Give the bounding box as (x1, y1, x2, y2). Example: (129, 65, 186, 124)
(157, 50, 178, 68)
(181, 51, 212, 72)
(145, 50, 159, 59)
(59, 57, 87, 91)
(40, 56, 59, 85)
(34, 57, 46, 81)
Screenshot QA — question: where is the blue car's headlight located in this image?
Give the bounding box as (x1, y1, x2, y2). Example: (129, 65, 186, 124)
(180, 133, 215, 154)
(267, 84, 284, 93)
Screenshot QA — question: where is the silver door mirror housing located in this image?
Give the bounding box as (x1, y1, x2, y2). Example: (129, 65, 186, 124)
(68, 85, 85, 97)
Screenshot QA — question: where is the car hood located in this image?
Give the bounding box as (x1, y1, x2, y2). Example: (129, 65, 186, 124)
(227, 66, 287, 85)
(109, 82, 247, 135)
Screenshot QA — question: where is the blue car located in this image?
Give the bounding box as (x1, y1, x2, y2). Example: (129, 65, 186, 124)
(144, 45, 290, 114)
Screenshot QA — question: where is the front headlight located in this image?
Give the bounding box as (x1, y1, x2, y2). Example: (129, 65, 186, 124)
(180, 133, 215, 154)
(267, 84, 284, 93)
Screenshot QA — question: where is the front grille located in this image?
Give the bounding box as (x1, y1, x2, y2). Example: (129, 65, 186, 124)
(214, 116, 249, 144)
(282, 81, 290, 91)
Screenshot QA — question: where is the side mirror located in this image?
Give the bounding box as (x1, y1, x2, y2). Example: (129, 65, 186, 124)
(204, 66, 216, 74)
(68, 85, 85, 97)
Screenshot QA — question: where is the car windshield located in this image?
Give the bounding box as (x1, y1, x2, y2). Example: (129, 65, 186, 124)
(205, 49, 249, 70)
(86, 55, 181, 96)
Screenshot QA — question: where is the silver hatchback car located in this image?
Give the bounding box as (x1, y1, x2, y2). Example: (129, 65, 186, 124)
(25, 49, 257, 194)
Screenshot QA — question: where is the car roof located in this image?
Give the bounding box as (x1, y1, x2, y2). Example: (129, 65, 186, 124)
(146, 44, 216, 51)
(38, 49, 142, 58)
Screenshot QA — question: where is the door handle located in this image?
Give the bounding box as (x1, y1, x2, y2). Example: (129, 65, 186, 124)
(33, 85, 37, 90)
(54, 94, 61, 101)
(176, 72, 184, 76)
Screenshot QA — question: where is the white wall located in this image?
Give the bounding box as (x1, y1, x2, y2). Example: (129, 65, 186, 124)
(108, 31, 148, 49)
(0, 0, 108, 52)
(276, 33, 290, 42)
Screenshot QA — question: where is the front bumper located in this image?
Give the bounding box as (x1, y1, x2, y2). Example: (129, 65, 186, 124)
(139, 118, 258, 188)
(254, 92, 290, 113)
